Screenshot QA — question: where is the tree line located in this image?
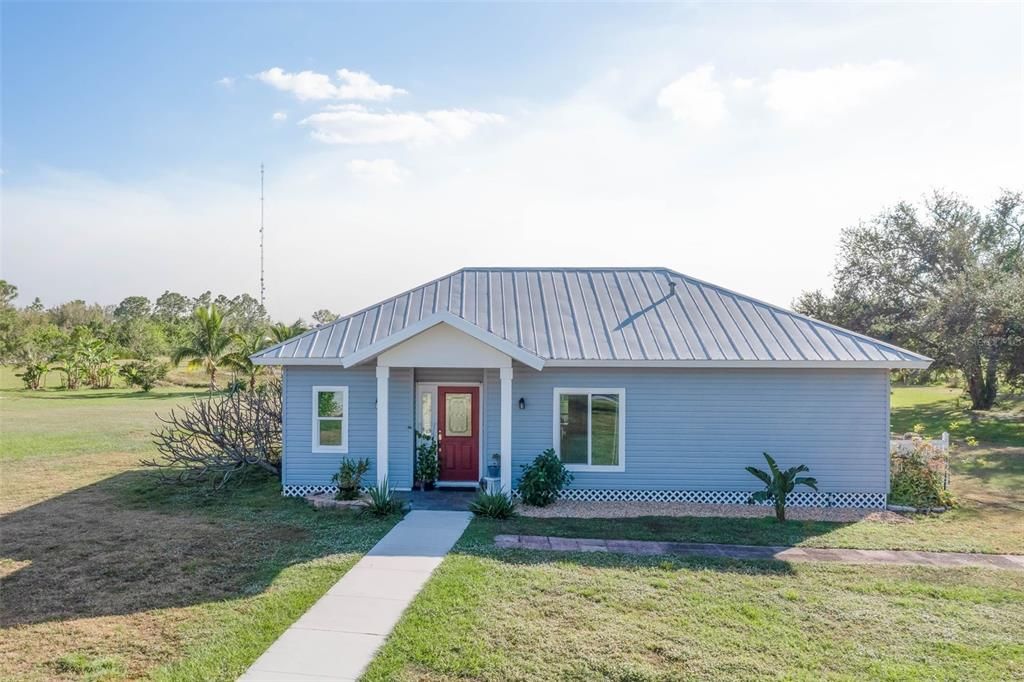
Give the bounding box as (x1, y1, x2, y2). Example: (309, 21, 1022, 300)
(795, 189, 1023, 410)
(0, 285, 340, 391)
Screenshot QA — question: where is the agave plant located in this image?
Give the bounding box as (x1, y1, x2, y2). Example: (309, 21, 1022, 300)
(745, 452, 818, 522)
(363, 479, 407, 517)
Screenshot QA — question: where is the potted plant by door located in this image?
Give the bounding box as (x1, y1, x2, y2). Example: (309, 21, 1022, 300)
(487, 452, 501, 478)
(415, 431, 439, 491)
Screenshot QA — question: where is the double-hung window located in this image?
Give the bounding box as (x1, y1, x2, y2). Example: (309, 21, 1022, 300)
(313, 386, 349, 453)
(553, 388, 625, 471)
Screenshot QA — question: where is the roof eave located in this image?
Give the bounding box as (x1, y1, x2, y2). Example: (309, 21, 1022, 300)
(543, 359, 932, 369)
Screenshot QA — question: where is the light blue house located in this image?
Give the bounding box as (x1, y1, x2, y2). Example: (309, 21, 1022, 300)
(252, 268, 931, 508)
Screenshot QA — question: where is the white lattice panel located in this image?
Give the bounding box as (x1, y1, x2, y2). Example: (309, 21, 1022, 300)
(284, 483, 884, 508)
(554, 488, 885, 509)
(283, 484, 369, 497)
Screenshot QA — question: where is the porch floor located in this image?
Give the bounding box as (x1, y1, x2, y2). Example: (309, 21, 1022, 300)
(398, 488, 477, 511)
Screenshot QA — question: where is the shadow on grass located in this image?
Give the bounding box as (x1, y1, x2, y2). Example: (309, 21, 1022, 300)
(464, 514, 849, 548)
(456, 543, 801, 576)
(0, 470, 393, 628)
(454, 518, 811, 576)
(954, 448, 1024, 489)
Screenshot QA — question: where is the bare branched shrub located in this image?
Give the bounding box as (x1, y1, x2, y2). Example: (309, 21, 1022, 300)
(144, 379, 282, 489)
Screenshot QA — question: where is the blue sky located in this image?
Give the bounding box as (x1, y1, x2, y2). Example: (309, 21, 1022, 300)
(2, 2, 1021, 320)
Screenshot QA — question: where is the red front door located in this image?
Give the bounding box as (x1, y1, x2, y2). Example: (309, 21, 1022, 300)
(437, 386, 480, 482)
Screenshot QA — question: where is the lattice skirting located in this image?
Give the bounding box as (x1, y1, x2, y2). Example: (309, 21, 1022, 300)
(284, 484, 884, 508)
(552, 489, 886, 509)
(284, 484, 350, 497)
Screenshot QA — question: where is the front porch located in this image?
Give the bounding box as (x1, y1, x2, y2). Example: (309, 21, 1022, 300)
(371, 320, 537, 494)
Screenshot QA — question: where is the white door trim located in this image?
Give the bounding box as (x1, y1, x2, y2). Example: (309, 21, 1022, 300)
(414, 381, 485, 484)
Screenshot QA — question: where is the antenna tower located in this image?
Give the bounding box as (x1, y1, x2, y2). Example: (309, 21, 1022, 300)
(259, 163, 265, 309)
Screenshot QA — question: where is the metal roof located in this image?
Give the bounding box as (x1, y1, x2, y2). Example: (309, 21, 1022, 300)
(252, 267, 931, 368)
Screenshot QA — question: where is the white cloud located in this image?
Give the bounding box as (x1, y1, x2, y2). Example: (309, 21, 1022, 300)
(216, 76, 235, 88)
(334, 69, 407, 101)
(656, 65, 726, 128)
(254, 67, 407, 101)
(301, 107, 505, 145)
(348, 158, 408, 184)
(272, 111, 288, 121)
(763, 60, 915, 123)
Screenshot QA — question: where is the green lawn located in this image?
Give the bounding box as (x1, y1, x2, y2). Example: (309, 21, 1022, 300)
(365, 535, 1024, 681)
(0, 368, 397, 681)
(891, 385, 1024, 445)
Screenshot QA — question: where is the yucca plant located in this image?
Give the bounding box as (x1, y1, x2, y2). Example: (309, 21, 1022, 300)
(364, 479, 406, 517)
(469, 490, 517, 519)
(745, 452, 818, 522)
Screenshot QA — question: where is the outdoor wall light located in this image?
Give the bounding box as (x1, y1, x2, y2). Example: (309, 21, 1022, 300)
(518, 397, 526, 410)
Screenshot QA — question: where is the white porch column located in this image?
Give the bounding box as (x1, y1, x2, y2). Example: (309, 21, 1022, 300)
(500, 366, 513, 493)
(376, 365, 390, 484)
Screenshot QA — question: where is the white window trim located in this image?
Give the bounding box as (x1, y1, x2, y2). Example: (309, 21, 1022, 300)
(552, 387, 625, 472)
(312, 385, 349, 454)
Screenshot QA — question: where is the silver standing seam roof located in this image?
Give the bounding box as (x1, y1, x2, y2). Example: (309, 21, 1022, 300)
(251, 267, 931, 368)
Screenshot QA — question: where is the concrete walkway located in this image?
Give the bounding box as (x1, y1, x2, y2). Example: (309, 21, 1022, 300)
(240, 510, 472, 682)
(494, 534, 1024, 571)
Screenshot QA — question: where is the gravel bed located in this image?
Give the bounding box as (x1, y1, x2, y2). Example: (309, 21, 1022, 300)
(518, 500, 909, 523)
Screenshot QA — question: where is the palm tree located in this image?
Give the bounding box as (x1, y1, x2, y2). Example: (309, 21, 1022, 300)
(171, 305, 234, 391)
(269, 320, 308, 344)
(224, 329, 273, 391)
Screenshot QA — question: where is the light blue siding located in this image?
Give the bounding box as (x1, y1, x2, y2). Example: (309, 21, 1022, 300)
(283, 366, 378, 488)
(508, 365, 890, 493)
(282, 365, 890, 495)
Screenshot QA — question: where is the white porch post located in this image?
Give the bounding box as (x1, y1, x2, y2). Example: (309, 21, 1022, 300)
(500, 366, 513, 493)
(376, 365, 389, 484)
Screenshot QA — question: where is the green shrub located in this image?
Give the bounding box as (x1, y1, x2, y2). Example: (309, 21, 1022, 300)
(16, 361, 50, 390)
(332, 457, 370, 500)
(889, 447, 954, 508)
(469, 490, 517, 519)
(118, 360, 168, 392)
(745, 452, 818, 522)
(517, 448, 573, 507)
(364, 479, 406, 516)
(414, 431, 439, 486)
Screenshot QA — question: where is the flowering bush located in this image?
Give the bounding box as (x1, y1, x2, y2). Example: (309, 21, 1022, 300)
(889, 441, 954, 508)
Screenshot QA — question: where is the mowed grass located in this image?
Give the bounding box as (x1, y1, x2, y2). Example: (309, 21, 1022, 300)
(364, 545, 1024, 681)
(891, 385, 1024, 445)
(0, 367, 398, 681)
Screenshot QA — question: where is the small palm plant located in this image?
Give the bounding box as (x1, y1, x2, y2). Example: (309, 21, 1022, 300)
(745, 452, 818, 522)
